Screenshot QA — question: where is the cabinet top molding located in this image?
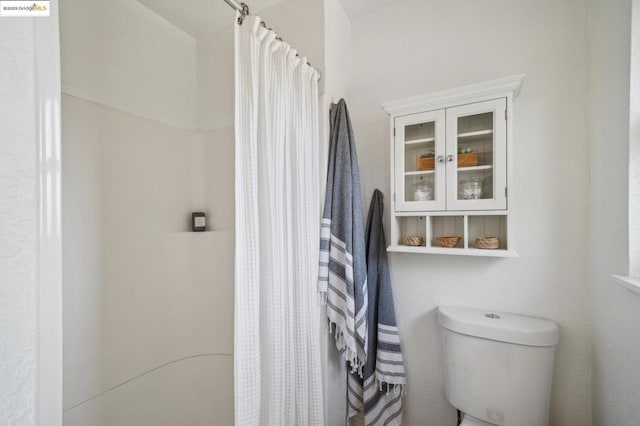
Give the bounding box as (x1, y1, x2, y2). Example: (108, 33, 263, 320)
(381, 74, 525, 116)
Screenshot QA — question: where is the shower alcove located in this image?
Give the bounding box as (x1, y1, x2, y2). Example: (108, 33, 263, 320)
(61, 1, 239, 424)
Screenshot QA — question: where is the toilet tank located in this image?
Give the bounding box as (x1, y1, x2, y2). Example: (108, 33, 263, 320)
(438, 306, 559, 426)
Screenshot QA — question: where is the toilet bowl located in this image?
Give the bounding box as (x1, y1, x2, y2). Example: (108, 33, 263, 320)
(438, 306, 559, 426)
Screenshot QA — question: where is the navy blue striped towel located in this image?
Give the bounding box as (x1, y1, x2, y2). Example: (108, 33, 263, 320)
(348, 189, 406, 425)
(318, 99, 368, 374)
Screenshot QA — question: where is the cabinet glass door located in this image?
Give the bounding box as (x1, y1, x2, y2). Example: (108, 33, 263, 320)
(394, 110, 446, 212)
(445, 98, 507, 210)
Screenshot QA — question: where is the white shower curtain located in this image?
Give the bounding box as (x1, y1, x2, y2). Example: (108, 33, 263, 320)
(234, 14, 325, 426)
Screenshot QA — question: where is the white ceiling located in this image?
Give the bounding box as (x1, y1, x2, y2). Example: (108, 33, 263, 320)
(136, 0, 284, 38)
(136, 0, 397, 38)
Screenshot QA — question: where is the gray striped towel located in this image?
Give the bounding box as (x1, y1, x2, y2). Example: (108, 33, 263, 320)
(348, 189, 406, 425)
(318, 99, 368, 373)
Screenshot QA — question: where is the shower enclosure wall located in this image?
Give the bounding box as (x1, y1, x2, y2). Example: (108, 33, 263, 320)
(61, 1, 235, 424)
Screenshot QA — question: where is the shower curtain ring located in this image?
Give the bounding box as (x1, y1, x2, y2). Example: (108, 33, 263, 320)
(237, 2, 250, 25)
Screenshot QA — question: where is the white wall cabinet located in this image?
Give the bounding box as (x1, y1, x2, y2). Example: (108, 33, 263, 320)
(383, 75, 524, 257)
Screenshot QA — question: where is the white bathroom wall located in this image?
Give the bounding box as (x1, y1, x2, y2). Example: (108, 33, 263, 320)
(197, 27, 235, 133)
(196, 0, 325, 133)
(60, 0, 198, 130)
(260, 0, 325, 94)
(587, 0, 640, 424)
(201, 126, 236, 231)
(61, 95, 104, 423)
(324, 0, 351, 101)
(321, 0, 352, 424)
(0, 19, 38, 426)
(195, 30, 237, 229)
(348, 1, 591, 424)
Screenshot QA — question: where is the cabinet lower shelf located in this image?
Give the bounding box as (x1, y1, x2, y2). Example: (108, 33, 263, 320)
(392, 213, 513, 256)
(387, 245, 518, 258)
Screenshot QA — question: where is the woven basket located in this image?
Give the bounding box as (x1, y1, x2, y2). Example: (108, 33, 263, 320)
(405, 235, 424, 246)
(416, 157, 435, 171)
(475, 237, 500, 249)
(436, 236, 460, 248)
(458, 152, 479, 168)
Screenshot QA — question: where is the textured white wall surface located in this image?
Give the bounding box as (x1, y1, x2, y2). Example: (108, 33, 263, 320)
(588, 0, 640, 424)
(0, 19, 37, 426)
(348, 1, 591, 425)
(630, 0, 640, 279)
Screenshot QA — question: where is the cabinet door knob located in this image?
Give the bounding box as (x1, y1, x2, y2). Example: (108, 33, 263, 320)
(447, 155, 454, 162)
(437, 155, 444, 163)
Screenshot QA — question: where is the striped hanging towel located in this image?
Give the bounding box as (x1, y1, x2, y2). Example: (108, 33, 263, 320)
(318, 99, 368, 373)
(348, 189, 406, 426)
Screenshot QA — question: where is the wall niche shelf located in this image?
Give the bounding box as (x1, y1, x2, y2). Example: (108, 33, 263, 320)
(170, 230, 233, 236)
(382, 75, 524, 257)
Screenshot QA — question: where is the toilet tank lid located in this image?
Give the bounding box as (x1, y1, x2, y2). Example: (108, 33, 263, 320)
(438, 306, 559, 347)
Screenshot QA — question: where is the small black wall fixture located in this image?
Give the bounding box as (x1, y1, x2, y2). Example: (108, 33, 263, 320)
(192, 212, 206, 232)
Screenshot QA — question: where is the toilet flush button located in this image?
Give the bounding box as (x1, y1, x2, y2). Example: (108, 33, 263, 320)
(485, 313, 501, 319)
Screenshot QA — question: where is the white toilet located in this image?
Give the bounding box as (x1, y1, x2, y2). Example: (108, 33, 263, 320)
(437, 306, 559, 426)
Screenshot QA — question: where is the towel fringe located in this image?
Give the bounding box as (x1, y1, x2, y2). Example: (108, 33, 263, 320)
(318, 290, 328, 306)
(375, 377, 406, 397)
(327, 319, 366, 377)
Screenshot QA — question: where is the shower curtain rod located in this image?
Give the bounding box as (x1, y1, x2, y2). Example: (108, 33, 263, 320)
(223, 0, 248, 17)
(222, 0, 322, 80)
